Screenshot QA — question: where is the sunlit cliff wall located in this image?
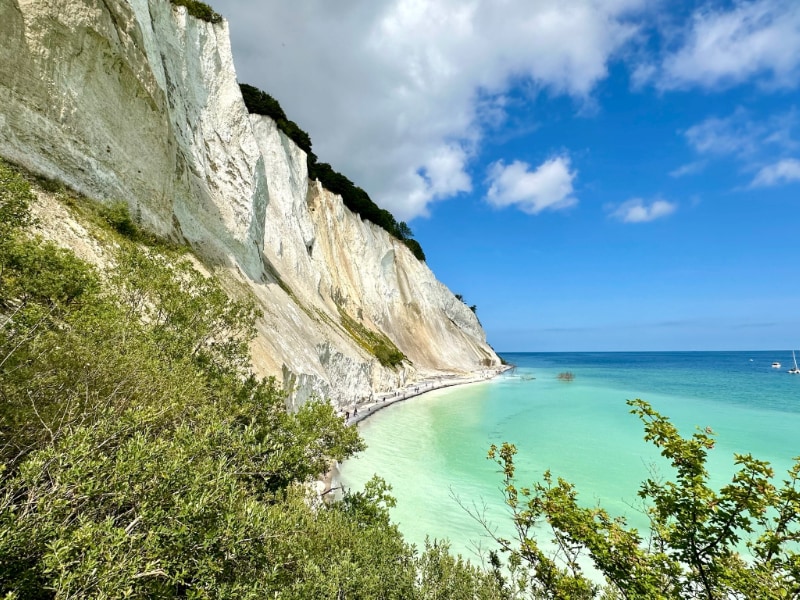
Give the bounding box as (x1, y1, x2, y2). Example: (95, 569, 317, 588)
(0, 0, 499, 406)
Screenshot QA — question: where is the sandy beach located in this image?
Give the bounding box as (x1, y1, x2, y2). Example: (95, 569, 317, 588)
(320, 365, 513, 496)
(343, 365, 513, 426)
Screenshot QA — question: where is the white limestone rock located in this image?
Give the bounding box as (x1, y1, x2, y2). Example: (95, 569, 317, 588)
(0, 0, 500, 407)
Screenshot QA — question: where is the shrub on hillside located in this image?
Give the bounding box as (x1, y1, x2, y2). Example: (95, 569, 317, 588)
(374, 341, 405, 368)
(0, 158, 504, 599)
(402, 239, 426, 262)
(100, 200, 138, 238)
(169, 0, 222, 24)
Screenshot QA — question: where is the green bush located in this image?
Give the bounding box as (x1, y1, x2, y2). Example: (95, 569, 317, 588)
(100, 200, 138, 238)
(374, 341, 406, 368)
(403, 238, 426, 262)
(1, 238, 98, 309)
(485, 400, 800, 599)
(338, 309, 407, 368)
(0, 159, 35, 237)
(169, 0, 222, 24)
(0, 159, 504, 599)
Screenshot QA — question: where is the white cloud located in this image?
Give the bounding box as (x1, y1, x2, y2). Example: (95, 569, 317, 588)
(486, 157, 577, 214)
(683, 108, 798, 158)
(670, 160, 707, 178)
(223, 0, 644, 220)
(423, 145, 472, 197)
(630, 62, 657, 90)
(685, 114, 755, 157)
(610, 198, 676, 223)
(677, 109, 800, 185)
(653, 0, 800, 91)
(750, 158, 800, 187)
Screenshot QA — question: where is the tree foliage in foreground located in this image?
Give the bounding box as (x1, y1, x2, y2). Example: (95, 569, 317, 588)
(10, 158, 800, 599)
(485, 399, 800, 599)
(0, 160, 498, 599)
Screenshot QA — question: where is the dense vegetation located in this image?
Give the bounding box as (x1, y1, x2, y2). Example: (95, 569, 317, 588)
(0, 160, 495, 598)
(168, 0, 222, 24)
(239, 84, 426, 262)
(2, 159, 799, 598)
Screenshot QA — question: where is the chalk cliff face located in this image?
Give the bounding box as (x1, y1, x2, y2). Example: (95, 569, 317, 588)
(0, 0, 499, 406)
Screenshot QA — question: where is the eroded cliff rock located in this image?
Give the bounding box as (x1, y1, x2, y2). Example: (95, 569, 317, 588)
(0, 0, 500, 407)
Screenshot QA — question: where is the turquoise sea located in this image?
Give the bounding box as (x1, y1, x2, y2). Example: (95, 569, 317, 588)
(338, 351, 800, 559)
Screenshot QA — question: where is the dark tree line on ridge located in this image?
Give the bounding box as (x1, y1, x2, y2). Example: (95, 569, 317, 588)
(164, 0, 426, 263)
(168, 0, 222, 23)
(239, 83, 426, 262)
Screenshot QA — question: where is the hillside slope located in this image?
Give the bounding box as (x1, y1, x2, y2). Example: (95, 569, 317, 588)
(0, 0, 499, 406)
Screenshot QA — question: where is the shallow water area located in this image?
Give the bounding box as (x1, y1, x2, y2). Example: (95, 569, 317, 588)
(339, 351, 800, 560)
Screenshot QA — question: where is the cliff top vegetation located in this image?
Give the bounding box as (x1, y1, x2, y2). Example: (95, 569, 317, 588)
(240, 83, 427, 262)
(169, 0, 222, 24)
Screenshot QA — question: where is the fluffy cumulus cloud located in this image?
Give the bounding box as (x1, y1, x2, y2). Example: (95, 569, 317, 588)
(486, 157, 577, 214)
(609, 198, 676, 223)
(646, 0, 800, 91)
(750, 158, 800, 187)
(222, 0, 643, 220)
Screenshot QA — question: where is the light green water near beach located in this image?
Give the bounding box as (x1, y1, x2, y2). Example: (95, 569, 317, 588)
(338, 351, 800, 559)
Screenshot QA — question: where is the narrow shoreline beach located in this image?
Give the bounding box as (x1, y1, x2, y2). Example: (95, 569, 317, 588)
(321, 365, 513, 496)
(343, 365, 513, 426)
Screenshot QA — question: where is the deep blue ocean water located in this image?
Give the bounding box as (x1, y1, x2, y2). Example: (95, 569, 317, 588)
(339, 351, 800, 558)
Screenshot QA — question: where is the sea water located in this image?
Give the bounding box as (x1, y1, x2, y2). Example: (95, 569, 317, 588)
(338, 351, 800, 559)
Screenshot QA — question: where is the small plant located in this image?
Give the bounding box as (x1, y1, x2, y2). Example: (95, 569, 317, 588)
(100, 201, 138, 238)
(169, 0, 222, 24)
(374, 342, 405, 368)
(557, 371, 575, 381)
(338, 309, 406, 368)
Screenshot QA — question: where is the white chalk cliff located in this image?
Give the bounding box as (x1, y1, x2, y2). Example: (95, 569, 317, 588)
(0, 0, 500, 407)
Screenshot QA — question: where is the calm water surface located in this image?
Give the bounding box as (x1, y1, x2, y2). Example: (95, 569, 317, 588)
(338, 351, 800, 558)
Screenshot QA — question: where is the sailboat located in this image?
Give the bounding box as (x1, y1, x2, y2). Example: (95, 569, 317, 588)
(788, 351, 800, 374)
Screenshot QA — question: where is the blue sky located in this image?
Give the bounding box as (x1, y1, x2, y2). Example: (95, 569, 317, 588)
(224, 0, 800, 351)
